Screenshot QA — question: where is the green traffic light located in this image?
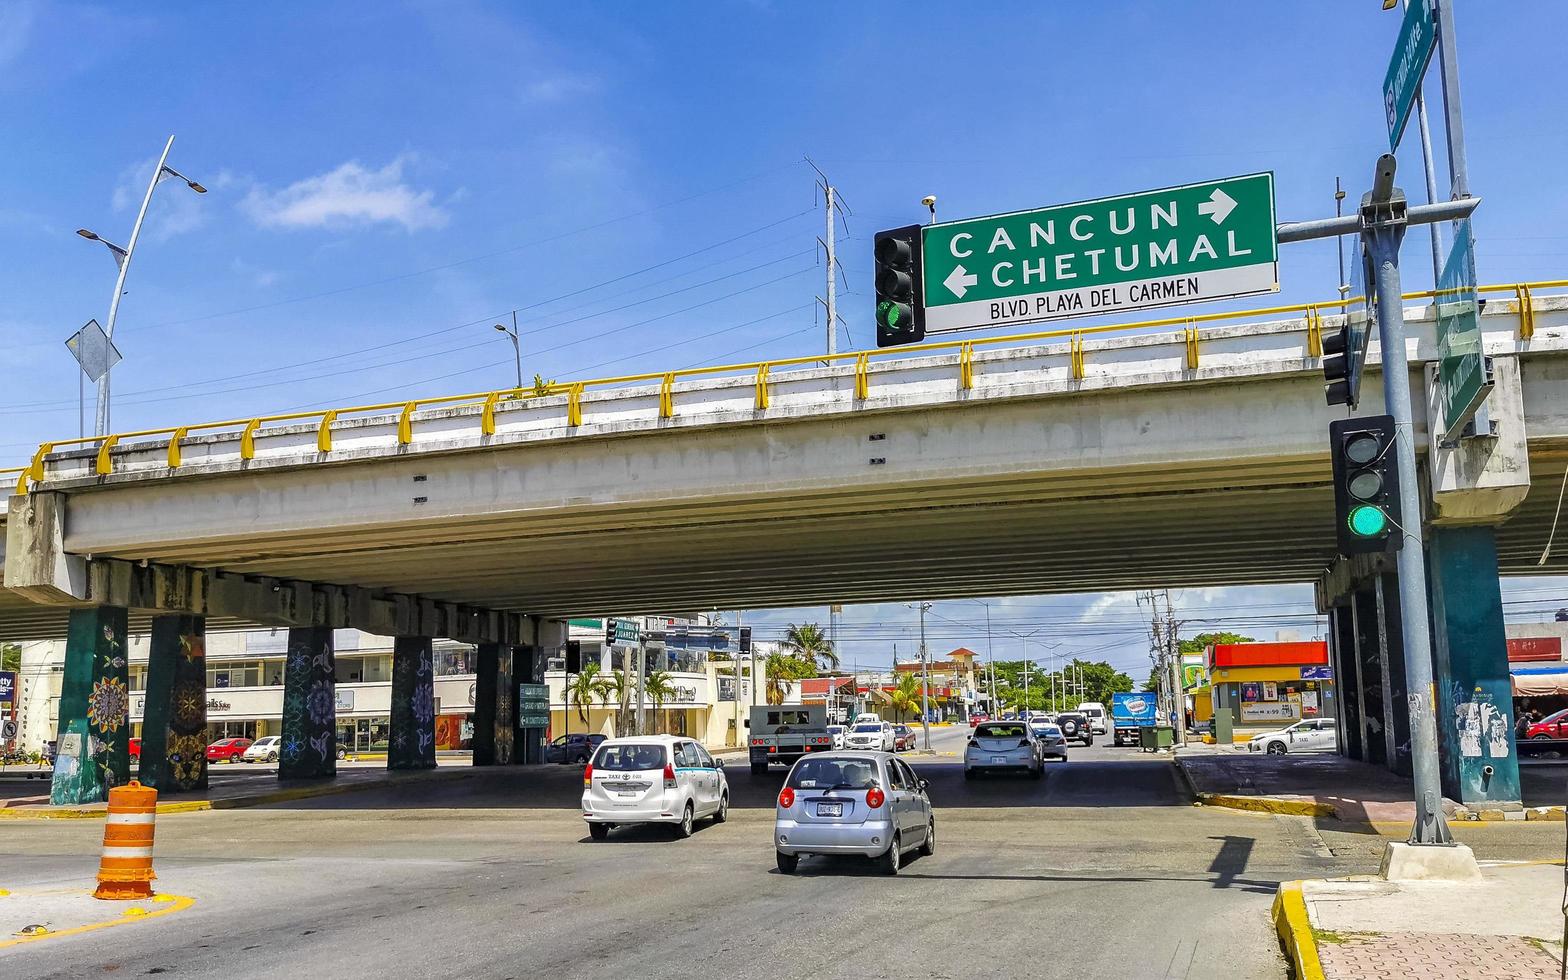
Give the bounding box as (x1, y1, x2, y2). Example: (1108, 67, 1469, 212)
(1347, 504, 1388, 537)
(877, 300, 905, 329)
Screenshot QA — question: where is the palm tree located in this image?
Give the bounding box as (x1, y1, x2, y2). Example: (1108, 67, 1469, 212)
(889, 672, 921, 723)
(646, 670, 677, 734)
(604, 668, 631, 736)
(568, 662, 610, 725)
(783, 623, 839, 673)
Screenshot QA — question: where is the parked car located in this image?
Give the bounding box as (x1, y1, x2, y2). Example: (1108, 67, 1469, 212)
(964, 721, 1042, 779)
(242, 735, 281, 763)
(773, 751, 933, 875)
(1055, 712, 1095, 746)
(844, 721, 896, 752)
(892, 724, 916, 751)
(1248, 718, 1338, 755)
(1075, 702, 1109, 736)
(1526, 709, 1568, 740)
(581, 736, 728, 840)
(825, 724, 847, 750)
(1028, 720, 1068, 763)
(968, 712, 990, 727)
(546, 732, 607, 765)
(128, 737, 141, 760)
(206, 737, 252, 763)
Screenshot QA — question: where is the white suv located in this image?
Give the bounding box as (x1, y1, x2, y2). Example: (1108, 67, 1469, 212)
(1075, 702, 1109, 736)
(582, 736, 729, 840)
(844, 722, 895, 751)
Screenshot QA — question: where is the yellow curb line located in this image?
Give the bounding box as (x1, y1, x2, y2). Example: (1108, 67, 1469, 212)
(1271, 881, 1325, 980)
(0, 892, 195, 949)
(1196, 792, 1338, 819)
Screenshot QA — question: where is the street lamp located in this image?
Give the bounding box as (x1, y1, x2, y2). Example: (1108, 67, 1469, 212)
(493, 311, 523, 390)
(961, 598, 996, 719)
(921, 195, 937, 225)
(78, 135, 206, 436)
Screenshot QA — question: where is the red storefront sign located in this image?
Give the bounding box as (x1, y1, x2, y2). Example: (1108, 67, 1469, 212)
(1209, 642, 1329, 669)
(1507, 637, 1563, 663)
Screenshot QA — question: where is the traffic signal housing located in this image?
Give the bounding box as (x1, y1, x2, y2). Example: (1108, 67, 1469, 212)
(874, 224, 926, 348)
(564, 640, 582, 674)
(1328, 415, 1403, 556)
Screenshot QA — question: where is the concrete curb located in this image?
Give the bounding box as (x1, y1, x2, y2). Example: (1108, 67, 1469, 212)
(1172, 755, 1339, 819)
(1271, 881, 1326, 980)
(0, 767, 458, 820)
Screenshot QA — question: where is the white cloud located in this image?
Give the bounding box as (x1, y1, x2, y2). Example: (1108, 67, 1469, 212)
(242, 157, 448, 232)
(110, 157, 228, 242)
(519, 72, 600, 105)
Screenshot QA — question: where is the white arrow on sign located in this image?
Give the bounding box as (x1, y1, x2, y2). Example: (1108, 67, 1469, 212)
(1197, 188, 1237, 225)
(944, 264, 979, 298)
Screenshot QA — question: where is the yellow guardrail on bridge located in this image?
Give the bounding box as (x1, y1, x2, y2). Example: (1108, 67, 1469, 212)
(9, 278, 1566, 496)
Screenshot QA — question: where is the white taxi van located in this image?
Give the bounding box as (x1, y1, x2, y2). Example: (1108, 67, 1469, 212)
(581, 735, 730, 840)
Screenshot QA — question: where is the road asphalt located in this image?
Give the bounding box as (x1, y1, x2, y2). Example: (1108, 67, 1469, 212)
(2, 724, 1561, 979)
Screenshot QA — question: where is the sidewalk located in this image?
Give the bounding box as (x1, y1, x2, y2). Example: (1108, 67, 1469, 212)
(1175, 743, 1562, 823)
(1275, 862, 1565, 979)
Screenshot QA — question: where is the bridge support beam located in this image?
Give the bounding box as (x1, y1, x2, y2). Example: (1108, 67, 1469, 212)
(50, 605, 130, 805)
(1374, 574, 1412, 777)
(1328, 603, 1363, 761)
(279, 626, 337, 779)
(472, 643, 515, 766)
(139, 614, 208, 793)
(1426, 526, 1523, 810)
(1351, 588, 1385, 767)
(389, 636, 436, 770)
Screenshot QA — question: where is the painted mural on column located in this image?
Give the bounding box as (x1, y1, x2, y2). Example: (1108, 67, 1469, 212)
(495, 647, 514, 765)
(280, 627, 337, 779)
(51, 606, 130, 805)
(389, 638, 436, 770)
(139, 615, 209, 793)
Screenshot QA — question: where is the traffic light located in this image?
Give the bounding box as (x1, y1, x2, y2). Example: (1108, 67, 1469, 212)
(1328, 415, 1403, 556)
(1322, 325, 1354, 406)
(564, 640, 582, 674)
(738, 626, 751, 656)
(604, 619, 616, 648)
(874, 224, 926, 348)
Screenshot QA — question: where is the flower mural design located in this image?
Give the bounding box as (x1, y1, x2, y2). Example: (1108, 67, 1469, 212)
(168, 734, 207, 788)
(306, 681, 335, 726)
(87, 677, 129, 733)
(281, 735, 304, 762)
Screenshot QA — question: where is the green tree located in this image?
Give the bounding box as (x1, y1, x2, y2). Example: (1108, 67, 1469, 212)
(782, 623, 839, 672)
(1, 643, 19, 674)
(765, 652, 816, 704)
(568, 662, 611, 724)
(1178, 632, 1254, 656)
(888, 672, 922, 722)
(646, 670, 677, 734)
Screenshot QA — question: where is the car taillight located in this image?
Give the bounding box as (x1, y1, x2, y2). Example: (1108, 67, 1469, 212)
(663, 763, 677, 789)
(778, 787, 795, 808)
(866, 787, 885, 809)
(583, 763, 593, 787)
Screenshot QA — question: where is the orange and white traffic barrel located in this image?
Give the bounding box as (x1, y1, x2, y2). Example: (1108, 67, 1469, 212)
(92, 780, 158, 900)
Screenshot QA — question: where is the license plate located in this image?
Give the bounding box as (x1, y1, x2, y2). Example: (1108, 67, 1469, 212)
(991, 756, 1007, 764)
(816, 802, 843, 817)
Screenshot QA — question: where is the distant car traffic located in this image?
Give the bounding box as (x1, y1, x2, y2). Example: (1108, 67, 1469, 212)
(1527, 709, 1568, 740)
(826, 725, 847, 750)
(547, 733, 607, 765)
(844, 721, 896, 752)
(581, 735, 728, 840)
(242, 735, 281, 763)
(1055, 712, 1094, 746)
(206, 737, 252, 763)
(1248, 718, 1338, 755)
(1028, 721, 1068, 763)
(968, 713, 990, 727)
(892, 724, 916, 751)
(773, 751, 933, 875)
(1075, 702, 1109, 736)
(964, 721, 1042, 779)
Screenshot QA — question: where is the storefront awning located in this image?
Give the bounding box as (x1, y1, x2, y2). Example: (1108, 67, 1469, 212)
(1512, 664, 1568, 697)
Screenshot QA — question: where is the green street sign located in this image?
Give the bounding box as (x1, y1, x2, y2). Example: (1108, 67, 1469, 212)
(1384, 0, 1436, 151)
(920, 174, 1277, 332)
(1435, 219, 1490, 443)
(518, 711, 550, 728)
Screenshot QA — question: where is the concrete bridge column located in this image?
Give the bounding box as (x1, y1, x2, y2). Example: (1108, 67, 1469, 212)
(1328, 603, 1363, 761)
(279, 626, 337, 780)
(1373, 574, 1412, 777)
(472, 643, 515, 766)
(1353, 587, 1388, 767)
(1427, 526, 1523, 810)
(388, 636, 436, 770)
(50, 605, 130, 805)
(138, 614, 208, 793)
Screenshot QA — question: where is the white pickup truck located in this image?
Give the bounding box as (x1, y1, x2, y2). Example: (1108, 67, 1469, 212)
(747, 704, 833, 774)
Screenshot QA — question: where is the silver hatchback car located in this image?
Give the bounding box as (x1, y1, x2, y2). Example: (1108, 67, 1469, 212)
(773, 751, 934, 875)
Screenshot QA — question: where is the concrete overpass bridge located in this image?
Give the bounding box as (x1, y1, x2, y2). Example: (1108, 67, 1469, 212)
(4, 281, 1565, 810)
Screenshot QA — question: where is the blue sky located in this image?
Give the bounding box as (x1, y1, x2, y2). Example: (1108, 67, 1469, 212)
(3, 2, 1565, 674)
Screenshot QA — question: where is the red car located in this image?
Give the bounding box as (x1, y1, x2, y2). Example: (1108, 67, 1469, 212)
(129, 737, 141, 760)
(206, 737, 252, 763)
(893, 725, 917, 751)
(969, 713, 990, 728)
(1526, 709, 1568, 740)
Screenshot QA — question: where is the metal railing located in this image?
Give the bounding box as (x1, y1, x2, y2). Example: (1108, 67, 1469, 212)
(11, 278, 1565, 496)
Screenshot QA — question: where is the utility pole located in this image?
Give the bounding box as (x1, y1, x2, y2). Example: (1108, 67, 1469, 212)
(808, 158, 848, 364)
(1335, 178, 1349, 299)
(1163, 591, 1187, 747)
(912, 602, 933, 750)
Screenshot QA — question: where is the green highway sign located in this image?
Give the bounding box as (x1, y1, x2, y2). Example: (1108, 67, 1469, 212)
(1435, 219, 1490, 443)
(920, 174, 1277, 332)
(518, 682, 550, 728)
(1384, 0, 1436, 151)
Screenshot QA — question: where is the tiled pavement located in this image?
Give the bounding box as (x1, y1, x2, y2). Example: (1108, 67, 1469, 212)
(1317, 931, 1561, 979)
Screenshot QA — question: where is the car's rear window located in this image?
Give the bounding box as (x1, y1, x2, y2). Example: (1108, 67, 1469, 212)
(592, 743, 667, 771)
(787, 757, 880, 790)
(1032, 724, 1062, 736)
(976, 723, 1026, 738)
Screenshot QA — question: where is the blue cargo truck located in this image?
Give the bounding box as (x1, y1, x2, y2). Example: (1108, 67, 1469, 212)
(1111, 692, 1158, 747)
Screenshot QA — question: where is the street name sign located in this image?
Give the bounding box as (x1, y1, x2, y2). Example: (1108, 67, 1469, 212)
(518, 682, 550, 728)
(920, 174, 1277, 333)
(1384, 0, 1436, 151)
(1435, 219, 1490, 443)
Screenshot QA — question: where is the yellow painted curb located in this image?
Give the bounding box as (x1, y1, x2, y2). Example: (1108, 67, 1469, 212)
(1198, 792, 1337, 819)
(0, 892, 195, 949)
(1271, 881, 1325, 980)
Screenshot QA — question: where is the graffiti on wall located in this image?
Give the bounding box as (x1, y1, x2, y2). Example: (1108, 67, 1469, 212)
(1453, 684, 1510, 759)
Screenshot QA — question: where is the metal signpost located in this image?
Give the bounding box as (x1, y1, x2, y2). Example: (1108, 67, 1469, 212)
(1383, 0, 1437, 150)
(1433, 219, 1491, 444)
(919, 174, 1278, 334)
